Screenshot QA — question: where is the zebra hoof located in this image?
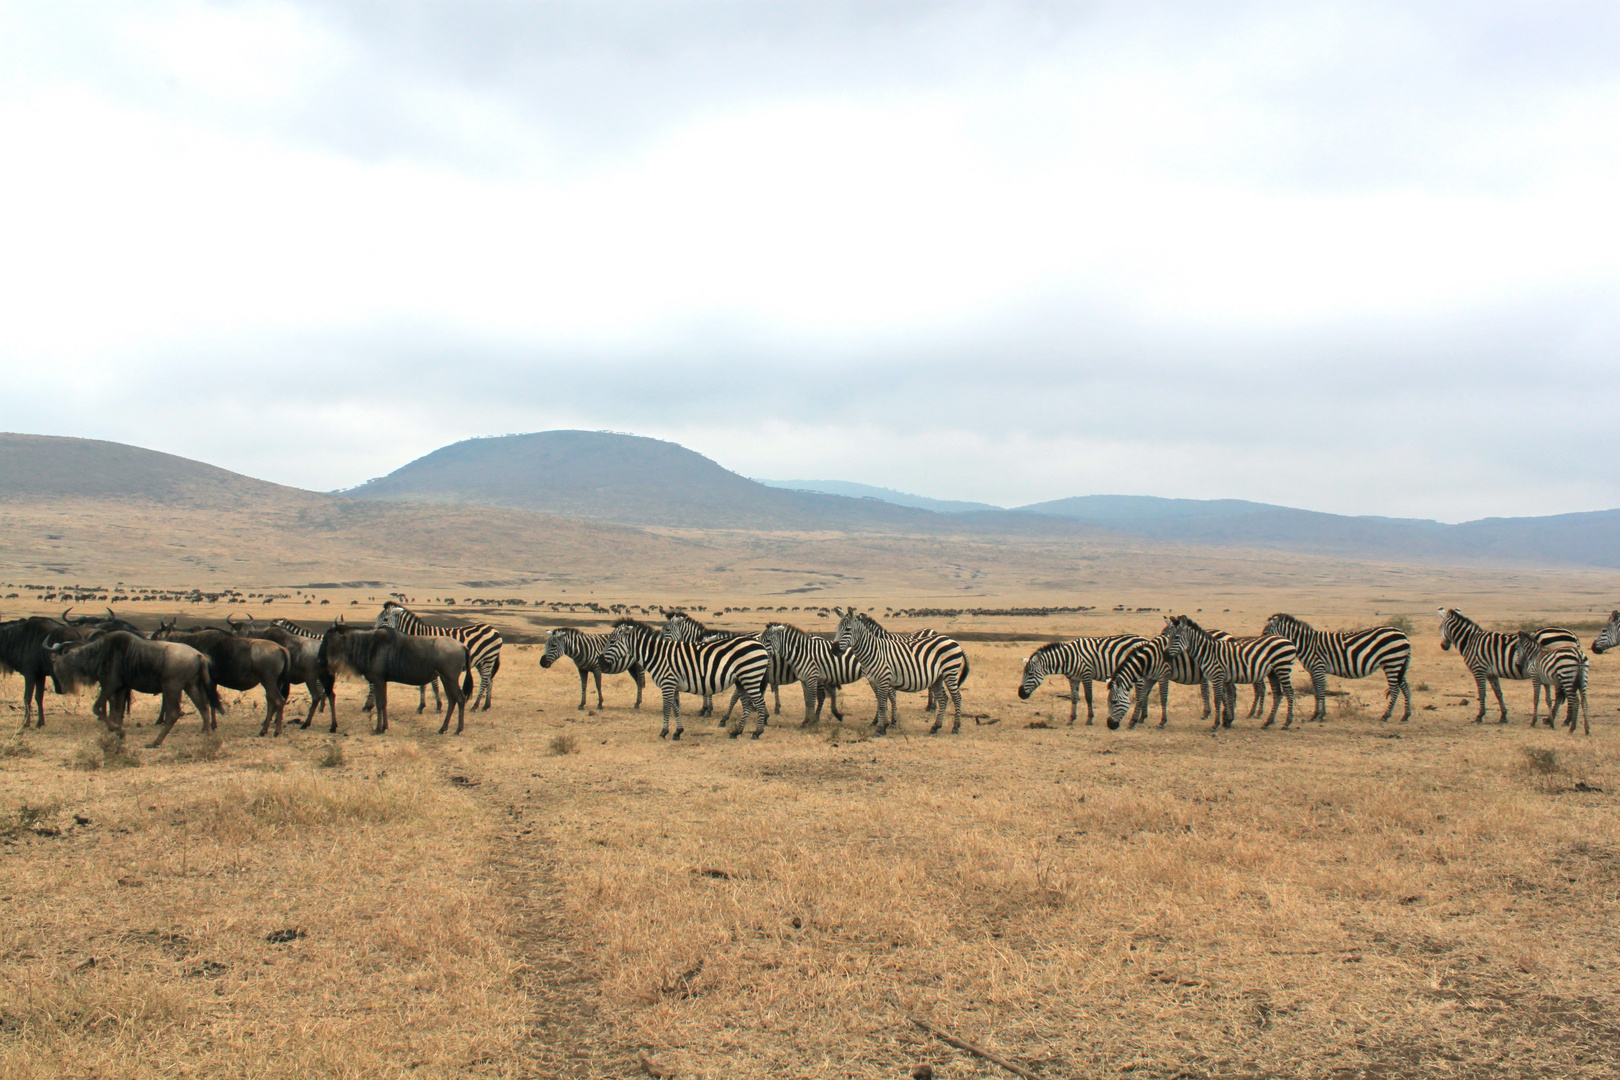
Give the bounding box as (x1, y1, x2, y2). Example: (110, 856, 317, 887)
(750, 731, 762, 740)
(660, 731, 669, 739)
(728, 730, 741, 739)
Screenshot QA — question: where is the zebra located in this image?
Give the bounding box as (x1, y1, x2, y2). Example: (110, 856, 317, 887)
(759, 621, 864, 726)
(1017, 635, 1147, 725)
(1164, 614, 1297, 730)
(1592, 610, 1619, 655)
(1104, 635, 1214, 729)
(660, 611, 795, 719)
(598, 618, 769, 739)
(372, 601, 502, 712)
(1515, 631, 1589, 735)
(1263, 613, 1412, 723)
(539, 627, 645, 711)
(1438, 608, 1577, 724)
(828, 608, 968, 735)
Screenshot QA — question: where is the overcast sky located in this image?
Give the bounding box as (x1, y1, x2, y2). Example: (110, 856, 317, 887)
(2, 1, 1617, 521)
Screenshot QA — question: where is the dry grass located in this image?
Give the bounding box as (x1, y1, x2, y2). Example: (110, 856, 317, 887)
(2, 577, 1619, 1079)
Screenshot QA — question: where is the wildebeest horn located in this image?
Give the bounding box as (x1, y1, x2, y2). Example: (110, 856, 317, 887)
(106, 607, 118, 622)
(45, 638, 67, 652)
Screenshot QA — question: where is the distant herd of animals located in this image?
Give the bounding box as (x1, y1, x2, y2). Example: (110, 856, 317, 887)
(2, 603, 1614, 746)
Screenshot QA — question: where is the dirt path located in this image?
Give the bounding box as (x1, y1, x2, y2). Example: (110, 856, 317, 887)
(475, 768, 637, 1078)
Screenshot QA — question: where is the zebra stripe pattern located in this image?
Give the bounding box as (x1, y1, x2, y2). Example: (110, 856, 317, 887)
(760, 621, 863, 726)
(1515, 632, 1589, 735)
(1105, 636, 1213, 730)
(660, 610, 795, 718)
(1438, 608, 1576, 724)
(829, 608, 968, 735)
(1592, 611, 1619, 655)
(539, 627, 645, 710)
(1263, 613, 1412, 723)
(1018, 635, 1147, 726)
(600, 618, 770, 739)
(376, 602, 503, 711)
(1165, 614, 1298, 729)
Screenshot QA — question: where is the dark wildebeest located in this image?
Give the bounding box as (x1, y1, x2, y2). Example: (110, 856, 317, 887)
(1, 617, 86, 729)
(318, 623, 472, 735)
(228, 615, 338, 732)
(47, 632, 218, 747)
(153, 619, 294, 737)
(62, 606, 144, 636)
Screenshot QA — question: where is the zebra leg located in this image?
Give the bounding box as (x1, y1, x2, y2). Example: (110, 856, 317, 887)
(1277, 670, 1297, 729)
(800, 678, 820, 727)
(828, 684, 845, 722)
(1487, 675, 1508, 723)
(1378, 666, 1399, 722)
(699, 693, 714, 718)
(1531, 681, 1542, 725)
(772, 675, 782, 717)
(1312, 669, 1329, 722)
(1066, 678, 1080, 725)
(948, 676, 963, 734)
(1248, 681, 1265, 719)
(660, 684, 681, 740)
(1470, 672, 1489, 722)
(631, 663, 645, 710)
(593, 670, 605, 710)
(577, 667, 589, 710)
(1208, 677, 1226, 730)
(1083, 678, 1095, 725)
(721, 687, 742, 724)
(1198, 679, 1212, 721)
(1157, 677, 1170, 727)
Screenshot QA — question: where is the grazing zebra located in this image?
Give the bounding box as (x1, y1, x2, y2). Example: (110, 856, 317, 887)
(1164, 614, 1297, 730)
(1438, 608, 1577, 724)
(660, 611, 795, 719)
(828, 608, 968, 735)
(1515, 632, 1589, 735)
(1592, 611, 1619, 655)
(1017, 635, 1147, 725)
(1104, 636, 1214, 729)
(1263, 613, 1412, 723)
(759, 621, 863, 725)
(599, 618, 770, 739)
(539, 627, 645, 711)
(373, 602, 502, 711)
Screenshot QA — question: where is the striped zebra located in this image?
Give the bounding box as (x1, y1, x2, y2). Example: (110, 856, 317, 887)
(539, 627, 645, 711)
(1438, 608, 1577, 724)
(1165, 614, 1297, 730)
(660, 611, 795, 719)
(373, 602, 502, 712)
(1104, 636, 1214, 729)
(1263, 613, 1412, 723)
(1017, 635, 1147, 726)
(1515, 632, 1589, 735)
(599, 618, 769, 739)
(759, 621, 863, 726)
(828, 608, 968, 735)
(1592, 611, 1619, 655)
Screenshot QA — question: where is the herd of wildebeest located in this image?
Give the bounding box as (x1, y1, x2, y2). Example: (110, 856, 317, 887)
(2, 601, 1616, 747)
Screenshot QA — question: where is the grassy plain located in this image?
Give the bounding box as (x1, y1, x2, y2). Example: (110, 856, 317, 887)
(3, 558, 1619, 1079)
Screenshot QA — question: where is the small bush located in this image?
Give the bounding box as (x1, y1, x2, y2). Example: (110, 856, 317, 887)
(71, 733, 140, 771)
(1522, 746, 1562, 776)
(1, 802, 57, 839)
(316, 742, 345, 769)
(1386, 614, 1417, 636)
(548, 734, 578, 756)
(166, 733, 224, 764)
(1333, 694, 1368, 721)
(1414, 682, 1431, 692)
(0, 738, 34, 759)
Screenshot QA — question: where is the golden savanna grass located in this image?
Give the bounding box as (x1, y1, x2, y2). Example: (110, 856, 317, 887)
(2, 577, 1618, 1079)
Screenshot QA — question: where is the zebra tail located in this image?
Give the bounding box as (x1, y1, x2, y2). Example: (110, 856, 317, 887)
(958, 653, 970, 687)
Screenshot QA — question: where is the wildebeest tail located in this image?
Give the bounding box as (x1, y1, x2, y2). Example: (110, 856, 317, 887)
(462, 655, 474, 697)
(202, 658, 224, 713)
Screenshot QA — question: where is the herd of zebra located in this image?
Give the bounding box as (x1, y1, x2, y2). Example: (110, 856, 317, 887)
(8, 599, 1615, 743)
(540, 607, 1620, 739)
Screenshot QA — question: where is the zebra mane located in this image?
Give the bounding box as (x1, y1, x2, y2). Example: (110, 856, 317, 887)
(664, 611, 709, 633)
(763, 621, 808, 635)
(1269, 612, 1311, 631)
(855, 612, 885, 632)
(1030, 641, 1064, 657)
(613, 617, 657, 635)
(1443, 608, 1480, 631)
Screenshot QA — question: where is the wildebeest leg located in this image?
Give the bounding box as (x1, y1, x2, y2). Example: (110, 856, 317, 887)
(259, 681, 288, 738)
(439, 671, 466, 735)
(323, 676, 339, 733)
(182, 680, 213, 739)
(372, 681, 388, 734)
(300, 680, 324, 729)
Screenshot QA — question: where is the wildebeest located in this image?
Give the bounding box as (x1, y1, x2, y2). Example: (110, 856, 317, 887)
(153, 619, 294, 737)
(2, 617, 85, 729)
(62, 606, 143, 636)
(47, 632, 218, 747)
(318, 623, 472, 735)
(228, 615, 338, 731)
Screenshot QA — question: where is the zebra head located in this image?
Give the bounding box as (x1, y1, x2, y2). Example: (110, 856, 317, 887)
(1017, 644, 1059, 699)
(828, 607, 861, 656)
(1593, 610, 1620, 655)
(601, 618, 654, 669)
(760, 623, 789, 656)
(1513, 630, 1541, 668)
(375, 601, 405, 630)
(1264, 613, 1306, 642)
(539, 628, 569, 668)
(1105, 677, 1134, 730)
(661, 610, 704, 642)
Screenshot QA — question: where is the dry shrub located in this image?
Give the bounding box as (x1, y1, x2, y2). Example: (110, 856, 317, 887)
(1, 801, 56, 840)
(164, 732, 224, 764)
(1333, 692, 1368, 721)
(548, 733, 578, 756)
(1385, 614, 1417, 635)
(1, 737, 34, 759)
(316, 741, 344, 768)
(70, 732, 140, 771)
